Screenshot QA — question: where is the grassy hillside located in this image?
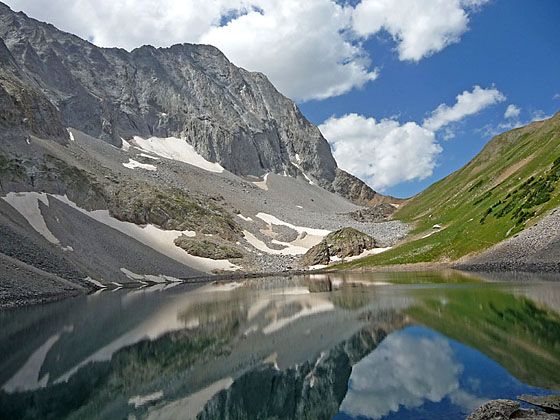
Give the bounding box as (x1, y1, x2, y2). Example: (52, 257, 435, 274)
(341, 112, 560, 268)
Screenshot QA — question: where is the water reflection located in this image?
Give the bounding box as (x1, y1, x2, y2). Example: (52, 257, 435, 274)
(340, 329, 464, 419)
(0, 272, 559, 419)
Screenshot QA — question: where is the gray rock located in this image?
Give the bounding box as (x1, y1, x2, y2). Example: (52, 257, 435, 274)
(518, 395, 560, 413)
(300, 227, 377, 266)
(468, 400, 521, 420)
(458, 206, 560, 273)
(0, 37, 67, 141)
(468, 399, 560, 420)
(174, 236, 244, 260)
(348, 203, 398, 222)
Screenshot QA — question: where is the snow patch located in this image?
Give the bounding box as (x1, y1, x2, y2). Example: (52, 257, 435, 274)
(256, 213, 330, 236)
(243, 230, 308, 255)
(67, 129, 75, 141)
(85, 277, 106, 288)
(121, 138, 131, 151)
(120, 268, 182, 284)
(3, 192, 60, 245)
(129, 391, 164, 408)
(138, 153, 159, 160)
(326, 247, 392, 264)
(291, 161, 315, 185)
(122, 158, 157, 171)
(253, 173, 269, 190)
(237, 214, 253, 222)
(131, 136, 224, 173)
(308, 264, 328, 270)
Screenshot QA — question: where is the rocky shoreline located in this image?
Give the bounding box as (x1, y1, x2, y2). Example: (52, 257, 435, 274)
(458, 207, 560, 273)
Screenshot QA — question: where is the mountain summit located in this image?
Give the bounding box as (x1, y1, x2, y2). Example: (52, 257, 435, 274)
(0, 1, 386, 204)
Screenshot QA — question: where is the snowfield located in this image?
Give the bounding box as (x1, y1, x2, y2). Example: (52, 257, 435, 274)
(131, 136, 224, 173)
(122, 158, 157, 171)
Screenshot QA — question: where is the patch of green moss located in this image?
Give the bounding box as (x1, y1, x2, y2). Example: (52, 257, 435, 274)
(108, 185, 241, 241)
(174, 236, 243, 259)
(0, 153, 28, 188)
(488, 157, 560, 229)
(43, 155, 104, 197)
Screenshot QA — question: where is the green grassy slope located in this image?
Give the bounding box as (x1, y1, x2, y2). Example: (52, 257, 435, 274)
(342, 112, 560, 268)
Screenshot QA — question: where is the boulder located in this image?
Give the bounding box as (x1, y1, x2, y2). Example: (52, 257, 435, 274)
(300, 227, 377, 267)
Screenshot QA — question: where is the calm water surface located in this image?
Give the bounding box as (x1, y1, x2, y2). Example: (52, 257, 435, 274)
(0, 271, 559, 419)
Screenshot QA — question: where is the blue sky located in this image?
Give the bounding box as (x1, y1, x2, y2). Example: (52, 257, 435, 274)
(7, 0, 560, 198)
(301, 0, 560, 197)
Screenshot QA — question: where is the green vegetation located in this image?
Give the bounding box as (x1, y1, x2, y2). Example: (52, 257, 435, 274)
(482, 156, 560, 226)
(108, 184, 242, 241)
(41, 155, 105, 203)
(0, 153, 27, 189)
(340, 113, 560, 268)
(174, 236, 244, 259)
(409, 286, 560, 389)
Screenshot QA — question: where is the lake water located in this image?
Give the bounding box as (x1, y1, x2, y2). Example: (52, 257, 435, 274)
(0, 270, 559, 419)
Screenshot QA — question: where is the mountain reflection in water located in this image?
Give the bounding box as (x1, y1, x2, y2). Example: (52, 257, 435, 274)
(0, 271, 559, 420)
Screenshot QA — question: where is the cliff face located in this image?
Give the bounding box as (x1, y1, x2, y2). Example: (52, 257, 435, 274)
(0, 2, 382, 203)
(0, 37, 66, 140)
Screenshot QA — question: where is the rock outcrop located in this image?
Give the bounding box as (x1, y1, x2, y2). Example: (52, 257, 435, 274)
(0, 37, 67, 141)
(468, 397, 560, 420)
(174, 236, 243, 260)
(300, 227, 377, 266)
(0, 2, 385, 204)
(348, 203, 398, 222)
(105, 184, 242, 241)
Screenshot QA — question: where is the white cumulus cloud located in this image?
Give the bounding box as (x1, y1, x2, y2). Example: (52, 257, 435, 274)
(320, 85, 504, 190)
(5, 0, 489, 101)
(504, 104, 521, 119)
(352, 0, 489, 61)
(423, 85, 505, 131)
(320, 114, 440, 191)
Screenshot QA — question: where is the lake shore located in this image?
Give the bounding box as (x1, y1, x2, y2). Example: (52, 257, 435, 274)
(4, 258, 560, 310)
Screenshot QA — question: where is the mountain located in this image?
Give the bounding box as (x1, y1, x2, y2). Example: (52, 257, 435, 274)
(339, 112, 560, 269)
(0, 2, 408, 307)
(0, 2, 385, 204)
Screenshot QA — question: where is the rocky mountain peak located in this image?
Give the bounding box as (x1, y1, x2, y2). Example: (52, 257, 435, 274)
(0, 1, 386, 204)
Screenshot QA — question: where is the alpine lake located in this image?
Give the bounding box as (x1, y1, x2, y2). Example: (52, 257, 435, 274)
(1, 270, 559, 420)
